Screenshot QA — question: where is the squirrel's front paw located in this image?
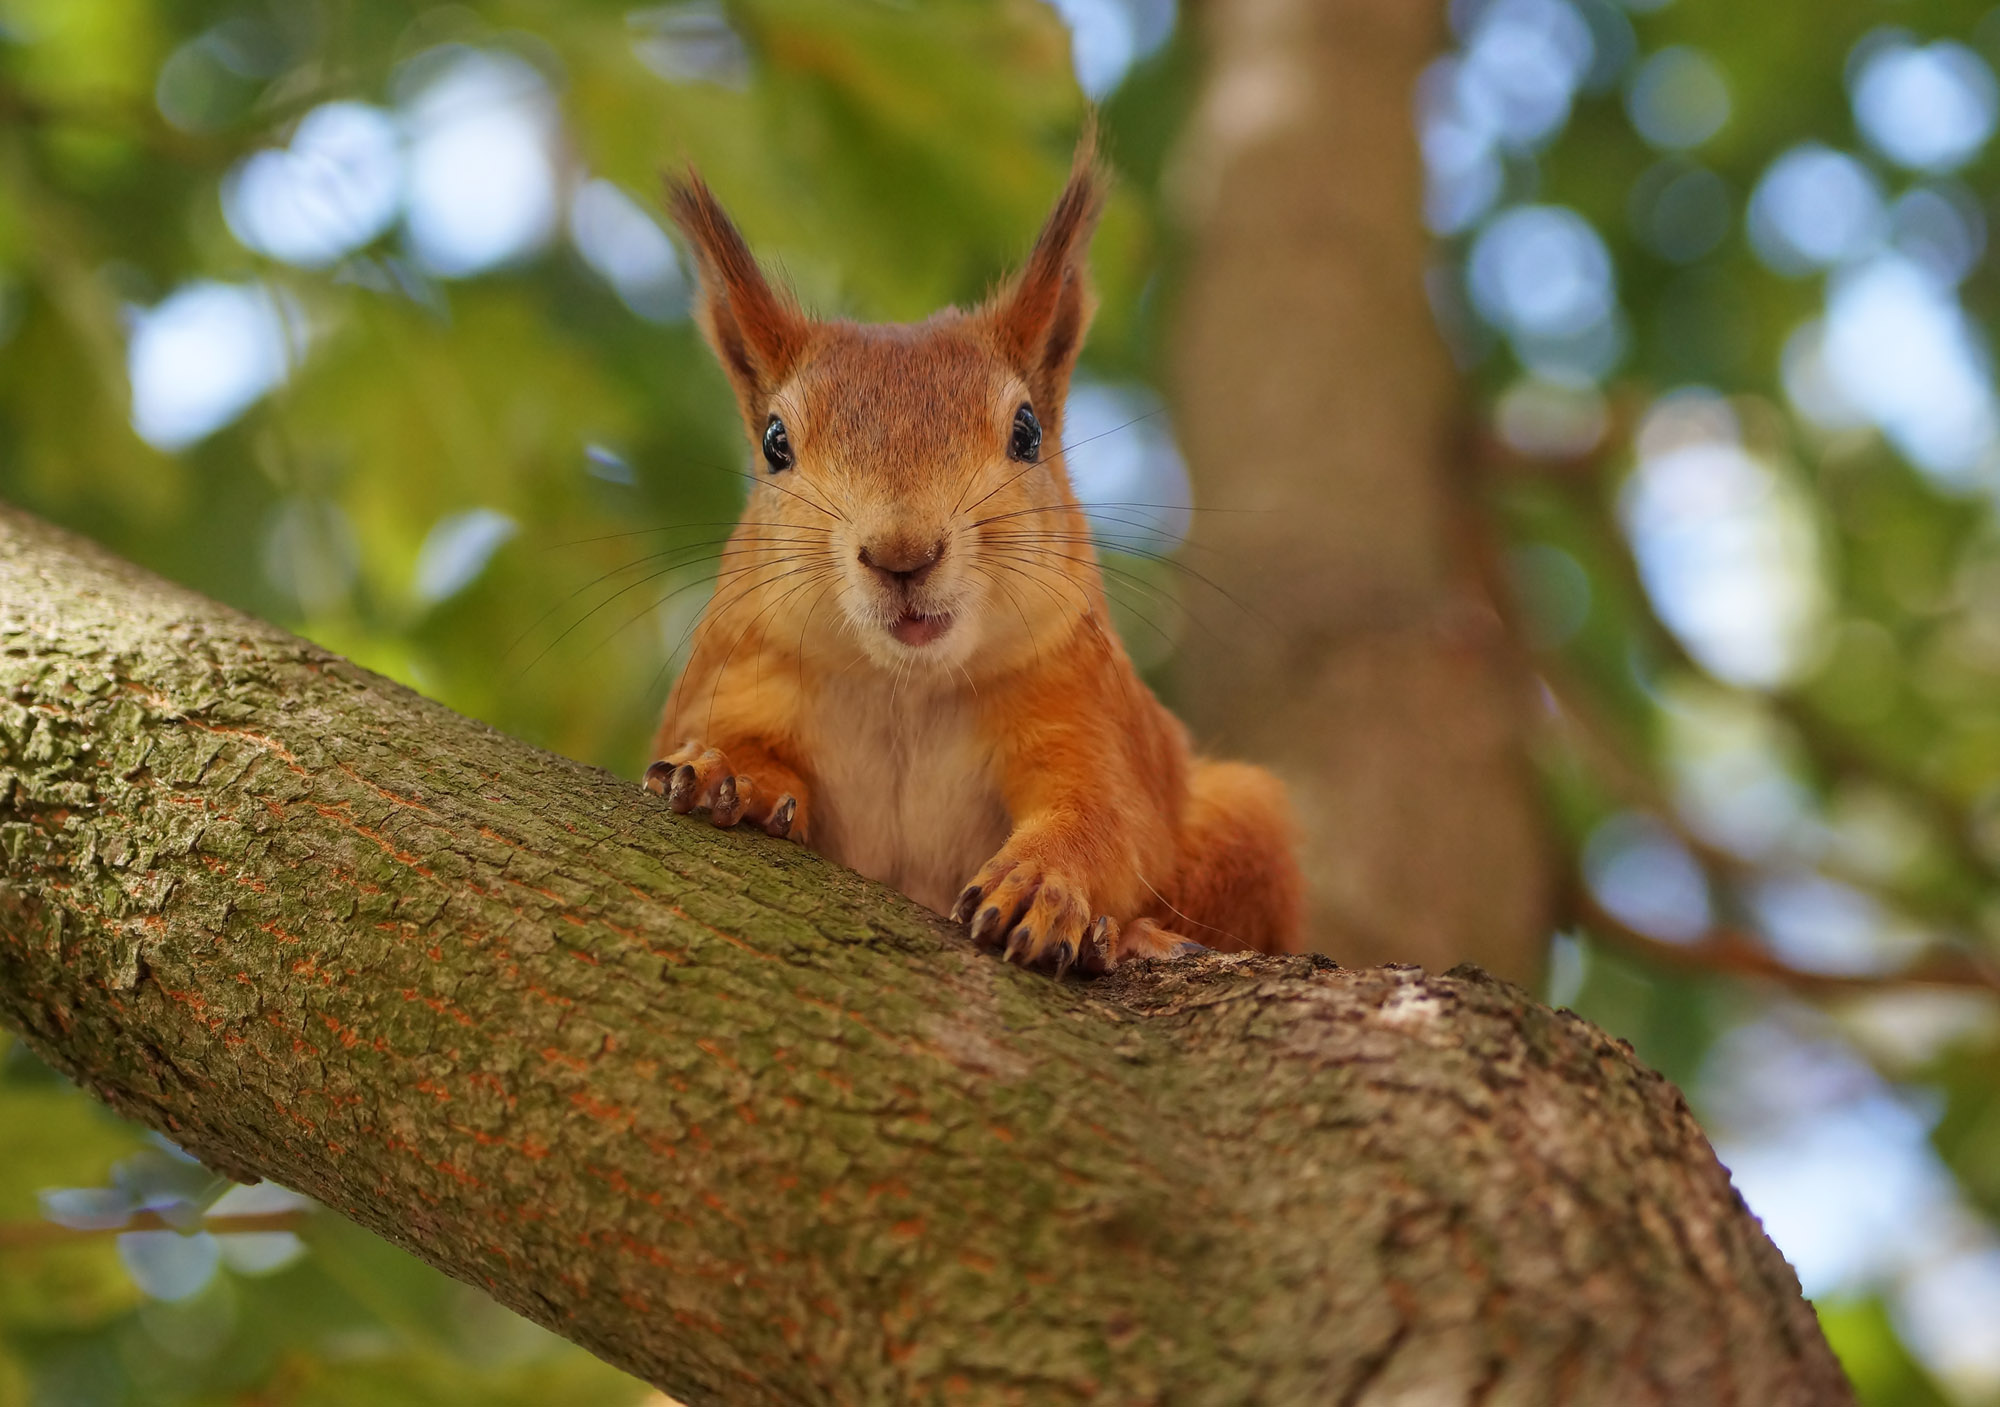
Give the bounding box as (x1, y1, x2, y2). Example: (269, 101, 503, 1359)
(951, 856, 1098, 978)
(644, 741, 806, 840)
(951, 863, 1212, 977)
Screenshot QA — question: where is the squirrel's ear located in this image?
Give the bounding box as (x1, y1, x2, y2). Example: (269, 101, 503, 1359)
(987, 128, 1106, 408)
(664, 171, 810, 422)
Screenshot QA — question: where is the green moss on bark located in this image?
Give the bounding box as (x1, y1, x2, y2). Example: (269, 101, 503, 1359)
(0, 507, 1849, 1406)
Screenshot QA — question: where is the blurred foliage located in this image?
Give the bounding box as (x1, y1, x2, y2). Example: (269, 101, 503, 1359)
(1819, 1296, 1958, 1407)
(6, 0, 2000, 1402)
(1438, 0, 2000, 1399)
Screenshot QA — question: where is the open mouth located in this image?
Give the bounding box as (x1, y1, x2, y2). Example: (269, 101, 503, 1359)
(890, 610, 953, 647)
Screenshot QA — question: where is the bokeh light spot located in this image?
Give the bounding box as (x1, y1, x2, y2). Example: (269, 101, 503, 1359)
(1659, 682, 1815, 859)
(263, 497, 360, 617)
(1495, 376, 1608, 457)
(1625, 45, 1731, 150)
(399, 48, 560, 278)
(1896, 1249, 2000, 1395)
(1888, 183, 1986, 285)
(1043, 0, 1175, 98)
(1751, 872, 1925, 976)
(1468, 204, 1624, 378)
(1850, 34, 1998, 173)
(1629, 160, 1731, 263)
(1062, 382, 1192, 549)
(223, 101, 403, 269)
(127, 281, 300, 451)
(414, 508, 519, 607)
(569, 178, 686, 323)
(1454, 0, 1597, 153)
(1583, 811, 1713, 941)
(1621, 390, 1828, 688)
(1747, 144, 1884, 276)
(629, 3, 751, 88)
(1821, 255, 2000, 486)
(1468, 204, 1614, 339)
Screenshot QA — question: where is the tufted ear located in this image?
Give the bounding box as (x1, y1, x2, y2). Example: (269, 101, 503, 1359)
(986, 128, 1106, 415)
(664, 171, 812, 429)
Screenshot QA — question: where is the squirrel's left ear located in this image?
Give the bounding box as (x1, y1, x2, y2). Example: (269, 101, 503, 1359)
(987, 126, 1106, 411)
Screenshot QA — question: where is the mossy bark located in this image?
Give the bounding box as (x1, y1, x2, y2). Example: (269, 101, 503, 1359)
(0, 507, 1849, 1405)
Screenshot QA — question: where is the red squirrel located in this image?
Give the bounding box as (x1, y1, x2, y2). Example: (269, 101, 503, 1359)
(645, 134, 1304, 974)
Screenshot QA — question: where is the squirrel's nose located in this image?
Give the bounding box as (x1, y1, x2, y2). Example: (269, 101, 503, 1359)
(859, 538, 946, 588)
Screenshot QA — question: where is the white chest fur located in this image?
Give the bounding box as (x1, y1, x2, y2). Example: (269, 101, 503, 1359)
(805, 672, 1011, 915)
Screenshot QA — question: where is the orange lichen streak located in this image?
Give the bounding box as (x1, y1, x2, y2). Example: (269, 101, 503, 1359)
(646, 132, 1305, 975)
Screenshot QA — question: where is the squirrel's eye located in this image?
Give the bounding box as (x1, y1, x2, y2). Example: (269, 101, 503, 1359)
(762, 415, 794, 473)
(1009, 404, 1041, 463)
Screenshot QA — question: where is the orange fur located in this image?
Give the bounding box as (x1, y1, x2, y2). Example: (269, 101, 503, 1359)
(649, 138, 1305, 974)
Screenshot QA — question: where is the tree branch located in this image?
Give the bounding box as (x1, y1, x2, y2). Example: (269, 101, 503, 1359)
(0, 506, 1851, 1404)
(1572, 887, 2000, 1000)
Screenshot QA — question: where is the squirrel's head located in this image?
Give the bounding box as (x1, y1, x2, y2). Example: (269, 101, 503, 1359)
(665, 135, 1107, 676)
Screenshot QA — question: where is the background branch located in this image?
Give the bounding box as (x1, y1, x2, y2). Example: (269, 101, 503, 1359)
(1570, 886, 2000, 1000)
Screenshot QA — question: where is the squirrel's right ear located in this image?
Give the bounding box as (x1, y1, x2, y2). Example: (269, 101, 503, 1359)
(664, 172, 811, 423)
(986, 128, 1107, 412)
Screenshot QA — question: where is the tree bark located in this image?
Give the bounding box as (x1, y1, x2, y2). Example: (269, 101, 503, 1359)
(1168, 0, 1552, 983)
(0, 507, 1848, 1405)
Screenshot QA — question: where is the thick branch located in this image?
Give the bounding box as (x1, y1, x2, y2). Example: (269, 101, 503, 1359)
(0, 507, 1850, 1404)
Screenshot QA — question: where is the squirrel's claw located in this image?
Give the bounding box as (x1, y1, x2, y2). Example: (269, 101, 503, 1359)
(1052, 937, 1078, 980)
(643, 744, 808, 842)
(952, 857, 1212, 979)
(950, 884, 983, 924)
(969, 905, 1005, 949)
(765, 794, 798, 838)
(709, 774, 751, 828)
(1080, 916, 1114, 975)
(956, 857, 1093, 978)
(1003, 925, 1034, 964)
(666, 763, 702, 813)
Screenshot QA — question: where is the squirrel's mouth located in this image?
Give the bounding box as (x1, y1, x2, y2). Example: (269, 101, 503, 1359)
(889, 610, 953, 647)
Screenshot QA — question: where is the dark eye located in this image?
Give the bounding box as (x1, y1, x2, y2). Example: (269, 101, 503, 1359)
(762, 415, 794, 472)
(1009, 404, 1041, 463)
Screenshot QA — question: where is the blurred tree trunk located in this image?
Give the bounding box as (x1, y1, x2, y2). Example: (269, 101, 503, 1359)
(0, 508, 1850, 1404)
(1170, 0, 1551, 982)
